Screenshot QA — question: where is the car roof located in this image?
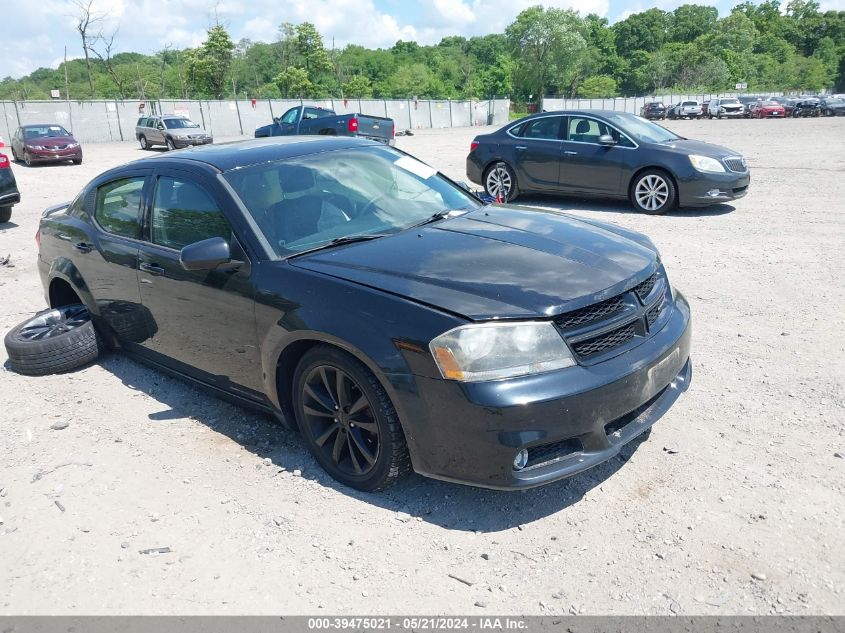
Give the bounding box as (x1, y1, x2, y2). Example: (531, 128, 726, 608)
(20, 123, 67, 128)
(123, 136, 382, 173)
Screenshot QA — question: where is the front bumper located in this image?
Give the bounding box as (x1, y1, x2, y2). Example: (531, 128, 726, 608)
(716, 110, 743, 118)
(678, 169, 750, 206)
(401, 292, 692, 490)
(27, 148, 82, 162)
(173, 137, 213, 148)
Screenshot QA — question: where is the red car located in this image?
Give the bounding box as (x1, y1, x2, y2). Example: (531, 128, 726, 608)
(749, 100, 786, 118)
(10, 124, 83, 166)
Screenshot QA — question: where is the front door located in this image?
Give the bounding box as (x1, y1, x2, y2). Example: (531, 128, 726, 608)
(558, 116, 628, 196)
(135, 171, 263, 397)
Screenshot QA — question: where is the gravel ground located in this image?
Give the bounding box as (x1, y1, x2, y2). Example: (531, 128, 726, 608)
(0, 119, 843, 615)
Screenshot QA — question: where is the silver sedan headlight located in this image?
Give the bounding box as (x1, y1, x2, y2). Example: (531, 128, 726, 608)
(430, 321, 576, 382)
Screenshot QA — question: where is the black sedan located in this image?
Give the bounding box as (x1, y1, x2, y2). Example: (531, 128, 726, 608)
(0, 152, 21, 223)
(467, 110, 750, 214)
(26, 137, 691, 491)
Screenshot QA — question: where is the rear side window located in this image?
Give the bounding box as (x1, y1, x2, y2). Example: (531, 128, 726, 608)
(303, 107, 326, 120)
(95, 178, 145, 238)
(521, 117, 562, 140)
(151, 177, 230, 251)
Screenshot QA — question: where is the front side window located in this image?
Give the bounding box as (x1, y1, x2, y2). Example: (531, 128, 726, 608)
(95, 177, 145, 238)
(567, 117, 612, 144)
(150, 177, 230, 251)
(224, 145, 481, 257)
(280, 108, 300, 124)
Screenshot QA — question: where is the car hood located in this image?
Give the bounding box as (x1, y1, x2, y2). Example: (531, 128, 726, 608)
(290, 206, 658, 320)
(653, 138, 740, 158)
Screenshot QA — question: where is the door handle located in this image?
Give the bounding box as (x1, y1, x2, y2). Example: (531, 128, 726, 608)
(58, 233, 72, 241)
(564, 150, 578, 155)
(73, 242, 93, 253)
(515, 145, 527, 150)
(139, 262, 165, 276)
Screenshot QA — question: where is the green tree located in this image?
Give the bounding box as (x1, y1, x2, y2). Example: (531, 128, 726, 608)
(342, 75, 373, 98)
(613, 8, 670, 58)
(187, 25, 235, 99)
(670, 5, 718, 43)
(505, 6, 587, 99)
(275, 66, 313, 97)
(576, 75, 617, 97)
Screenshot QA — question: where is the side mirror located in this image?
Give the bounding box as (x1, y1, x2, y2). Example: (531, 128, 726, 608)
(597, 134, 617, 147)
(179, 237, 232, 271)
(273, 117, 280, 124)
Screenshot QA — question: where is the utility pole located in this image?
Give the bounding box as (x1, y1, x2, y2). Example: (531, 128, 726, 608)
(64, 46, 70, 100)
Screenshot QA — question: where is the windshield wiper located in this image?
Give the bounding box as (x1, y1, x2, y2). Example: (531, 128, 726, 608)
(409, 208, 469, 229)
(287, 234, 389, 258)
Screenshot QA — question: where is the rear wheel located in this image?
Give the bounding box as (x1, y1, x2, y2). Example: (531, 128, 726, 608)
(293, 345, 411, 491)
(630, 170, 676, 215)
(4, 304, 103, 376)
(484, 162, 518, 202)
(0, 206, 11, 223)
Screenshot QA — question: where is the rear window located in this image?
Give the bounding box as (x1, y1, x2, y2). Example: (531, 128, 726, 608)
(681, 101, 697, 106)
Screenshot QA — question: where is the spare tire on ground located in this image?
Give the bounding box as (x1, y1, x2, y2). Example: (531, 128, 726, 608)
(4, 304, 103, 376)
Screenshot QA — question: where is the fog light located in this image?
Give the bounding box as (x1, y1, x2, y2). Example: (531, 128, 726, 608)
(513, 449, 529, 471)
(706, 189, 722, 198)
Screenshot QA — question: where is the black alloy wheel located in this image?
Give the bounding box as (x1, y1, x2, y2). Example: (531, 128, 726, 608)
(293, 346, 410, 491)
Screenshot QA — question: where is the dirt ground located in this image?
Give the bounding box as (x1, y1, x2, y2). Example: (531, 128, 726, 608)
(0, 118, 843, 615)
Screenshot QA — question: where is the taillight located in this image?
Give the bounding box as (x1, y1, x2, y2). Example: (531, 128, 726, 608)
(348, 117, 359, 133)
(391, 122, 395, 138)
(35, 229, 41, 248)
(0, 154, 9, 169)
(470, 141, 479, 152)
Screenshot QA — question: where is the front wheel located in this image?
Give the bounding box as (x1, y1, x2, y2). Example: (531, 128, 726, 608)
(166, 137, 176, 151)
(139, 135, 149, 150)
(0, 206, 11, 223)
(484, 162, 518, 202)
(293, 345, 411, 491)
(72, 157, 82, 165)
(24, 151, 33, 167)
(630, 170, 676, 215)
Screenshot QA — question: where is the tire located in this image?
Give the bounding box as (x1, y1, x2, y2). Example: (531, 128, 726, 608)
(0, 206, 11, 223)
(292, 345, 411, 492)
(4, 304, 103, 376)
(24, 151, 33, 167)
(72, 157, 82, 165)
(139, 135, 149, 150)
(100, 301, 157, 344)
(10, 147, 19, 162)
(630, 169, 677, 215)
(484, 162, 518, 202)
(166, 137, 176, 151)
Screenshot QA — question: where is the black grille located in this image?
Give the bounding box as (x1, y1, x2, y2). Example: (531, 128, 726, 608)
(633, 272, 658, 300)
(573, 323, 636, 358)
(724, 157, 747, 172)
(555, 296, 625, 330)
(646, 295, 665, 328)
(524, 438, 583, 470)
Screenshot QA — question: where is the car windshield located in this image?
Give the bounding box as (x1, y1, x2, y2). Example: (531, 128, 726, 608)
(761, 101, 778, 106)
(825, 98, 844, 105)
(223, 145, 482, 257)
(721, 99, 740, 105)
(24, 125, 70, 139)
(602, 113, 680, 144)
(164, 118, 200, 129)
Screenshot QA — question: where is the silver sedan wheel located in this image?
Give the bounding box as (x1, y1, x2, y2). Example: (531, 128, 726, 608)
(485, 165, 512, 200)
(634, 174, 670, 212)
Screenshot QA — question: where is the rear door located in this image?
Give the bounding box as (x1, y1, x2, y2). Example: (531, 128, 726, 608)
(558, 116, 629, 196)
(70, 171, 150, 342)
(509, 115, 564, 191)
(134, 169, 263, 397)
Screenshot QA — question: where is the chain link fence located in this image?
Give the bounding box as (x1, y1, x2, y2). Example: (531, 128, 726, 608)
(0, 98, 511, 145)
(542, 93, 784, 115)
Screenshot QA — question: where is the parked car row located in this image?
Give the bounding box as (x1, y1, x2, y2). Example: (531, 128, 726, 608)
(641, 96, 845, 120)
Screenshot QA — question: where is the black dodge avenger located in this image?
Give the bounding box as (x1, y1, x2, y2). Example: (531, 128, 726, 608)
(29, 137, 691, 491)
(467, 110, 750, 214)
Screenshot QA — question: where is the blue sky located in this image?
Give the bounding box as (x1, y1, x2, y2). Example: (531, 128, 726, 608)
(3, 0, 845, 79)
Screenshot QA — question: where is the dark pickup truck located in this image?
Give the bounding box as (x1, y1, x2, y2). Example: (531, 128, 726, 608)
(255, 105, 394, 145)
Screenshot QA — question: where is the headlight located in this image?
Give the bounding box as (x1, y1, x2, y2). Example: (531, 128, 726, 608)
(67, 142, 79, 148)
(688, 154, 726, 173)
(429, 321, 576, 382)
(29, 145, 44, 150)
